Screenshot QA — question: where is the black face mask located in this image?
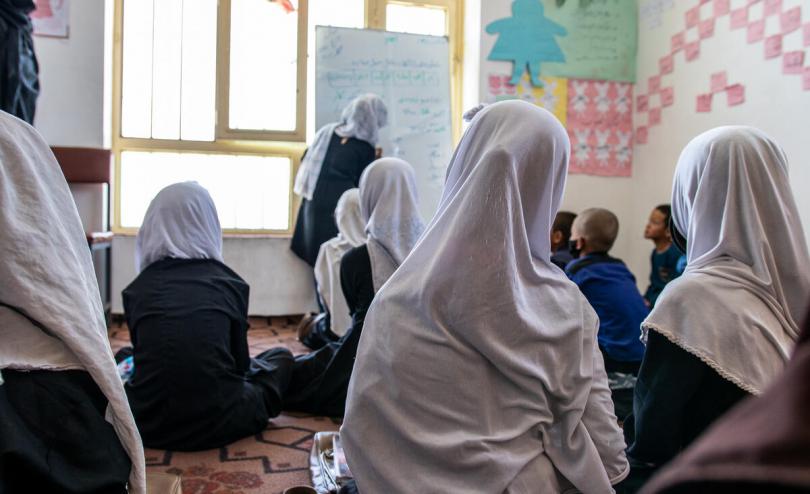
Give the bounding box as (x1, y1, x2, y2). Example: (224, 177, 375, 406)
(670, 218, 687, 255)
(568, 239, 582, 259)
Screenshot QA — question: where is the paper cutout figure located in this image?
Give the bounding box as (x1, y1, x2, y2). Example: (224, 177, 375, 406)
(486, 0, 568, 87)
(714, 0, 730, 17)
(661, 87, 674, 107)
(765, 35, 783, 59)
(803, 68, 810, 91)
(660, 54, 674, 74)
(731, 8, 748, 29)
(711, 71, 727, 93)
(783, 51, 805, 75)
(697, 94, 712, 112)
(781, 7, 802, 34)
(726, 84, 745, 106)
(748, 20, 765, 43)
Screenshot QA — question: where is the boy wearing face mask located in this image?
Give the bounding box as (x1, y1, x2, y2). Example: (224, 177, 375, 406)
(566, 208, 649, 420)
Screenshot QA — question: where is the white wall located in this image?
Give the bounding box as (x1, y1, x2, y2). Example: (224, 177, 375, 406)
(477, 0, 810, 287)
(111, 236, 317, 315)
(33, 0, 107, 147)
(629, 0, 810, 281)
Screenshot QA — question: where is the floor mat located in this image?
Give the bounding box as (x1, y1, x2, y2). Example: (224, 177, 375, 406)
(109, 316, 339, 494)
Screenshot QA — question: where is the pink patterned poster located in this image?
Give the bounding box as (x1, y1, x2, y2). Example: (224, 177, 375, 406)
(566, 80, 633, 177)
(31, 0, 69, 38)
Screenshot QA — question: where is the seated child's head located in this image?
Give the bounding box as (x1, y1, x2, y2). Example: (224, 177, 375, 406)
(551, 211, 577, 252)
(570, 208, 619, 257)
(644, 204, 672, 244)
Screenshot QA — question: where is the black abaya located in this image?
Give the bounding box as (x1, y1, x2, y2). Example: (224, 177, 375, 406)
(283, 245, 375, 417)
(0, 0, 39, 124)
(122, 258, 294, 451)
(0, 369, 131, 494)
(290, 133, 375, 266)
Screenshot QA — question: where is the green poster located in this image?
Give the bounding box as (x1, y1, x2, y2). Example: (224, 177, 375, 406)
(486, 0, 637, 85)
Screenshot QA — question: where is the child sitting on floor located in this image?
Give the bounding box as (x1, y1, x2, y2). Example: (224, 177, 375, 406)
(643, 204, 682, 307)
(550, 210, 576, 269)
(567, 208, 649, 420)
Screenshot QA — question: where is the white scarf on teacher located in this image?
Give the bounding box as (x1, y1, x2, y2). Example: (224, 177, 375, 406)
(644, 126, 810, 395)
(342, 101, 628, 494)
(359, 157, 424, 293)
(294, 93, 388, 200)
(0, 111, 146, 494)
(314, 188, 366, 336)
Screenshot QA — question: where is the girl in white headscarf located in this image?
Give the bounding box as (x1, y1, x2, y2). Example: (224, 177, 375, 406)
(303, 189, 366, 348)
(0, 111, 145, 493)
(291, 93, 389, 266)
(120, 182, 295, 451)
(341, 101, 628, 494)
(625, 126, 810, 488)
(284, 158, 424, 417)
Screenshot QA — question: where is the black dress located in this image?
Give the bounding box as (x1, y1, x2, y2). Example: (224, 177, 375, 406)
(619, 330, 750, 492)
(121, 258, 295, 451)
(0, 0, 39, 124)
(291, 133, 376, 266)
(284, 245, 375, 416)
(0, 369, 131, 494)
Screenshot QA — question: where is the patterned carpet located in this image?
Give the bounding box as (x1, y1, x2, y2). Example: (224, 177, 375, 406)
(108, 316, 339, 494)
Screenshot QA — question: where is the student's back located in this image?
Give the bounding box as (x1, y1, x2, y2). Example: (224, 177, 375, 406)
(567, 255, 648, 364)
(122, 182, 294, 451)
(124, 259, 252, 414)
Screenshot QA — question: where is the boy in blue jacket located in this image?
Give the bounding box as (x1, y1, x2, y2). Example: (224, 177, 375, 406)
(567, 208, 649, 420)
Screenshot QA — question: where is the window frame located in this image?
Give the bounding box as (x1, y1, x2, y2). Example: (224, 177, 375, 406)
(111, 0, 462, 236)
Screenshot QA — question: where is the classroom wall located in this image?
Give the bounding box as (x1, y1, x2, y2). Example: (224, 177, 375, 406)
(630, 0, 810, 281)
(33, 0, 107, 147)
(479, 0, 810, 287)
(33, 1, 809, 315)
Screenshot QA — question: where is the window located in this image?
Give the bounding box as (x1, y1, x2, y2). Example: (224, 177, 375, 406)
(113, 0, 462, 233)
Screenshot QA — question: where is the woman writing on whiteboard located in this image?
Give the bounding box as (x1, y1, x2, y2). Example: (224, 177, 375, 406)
(291, 93, 388, 266)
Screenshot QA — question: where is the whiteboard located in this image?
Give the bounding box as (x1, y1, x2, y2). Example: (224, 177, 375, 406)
(315, 26, 453, 221)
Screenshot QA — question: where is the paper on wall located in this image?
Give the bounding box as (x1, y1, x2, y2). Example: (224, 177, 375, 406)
(783, 51, 805, 75)
(726, 84, 746, 106)
(765, 35, 783, 59)
(697, 93, 713, 112)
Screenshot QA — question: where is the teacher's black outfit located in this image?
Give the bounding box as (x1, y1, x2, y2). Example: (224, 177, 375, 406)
(290, 93, 388, 266)
(290, 134, 375, 266)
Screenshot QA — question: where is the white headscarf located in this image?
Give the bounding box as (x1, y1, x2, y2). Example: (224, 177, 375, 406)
(342, 101, 628, 494)
(0, 112, 146, 494)
(359, 157, 425, 293)
(643, 126, 810, 395)
(294, 93, 389, 200)
(135, 182, 223, 272)
(314, 188, 366, 336)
